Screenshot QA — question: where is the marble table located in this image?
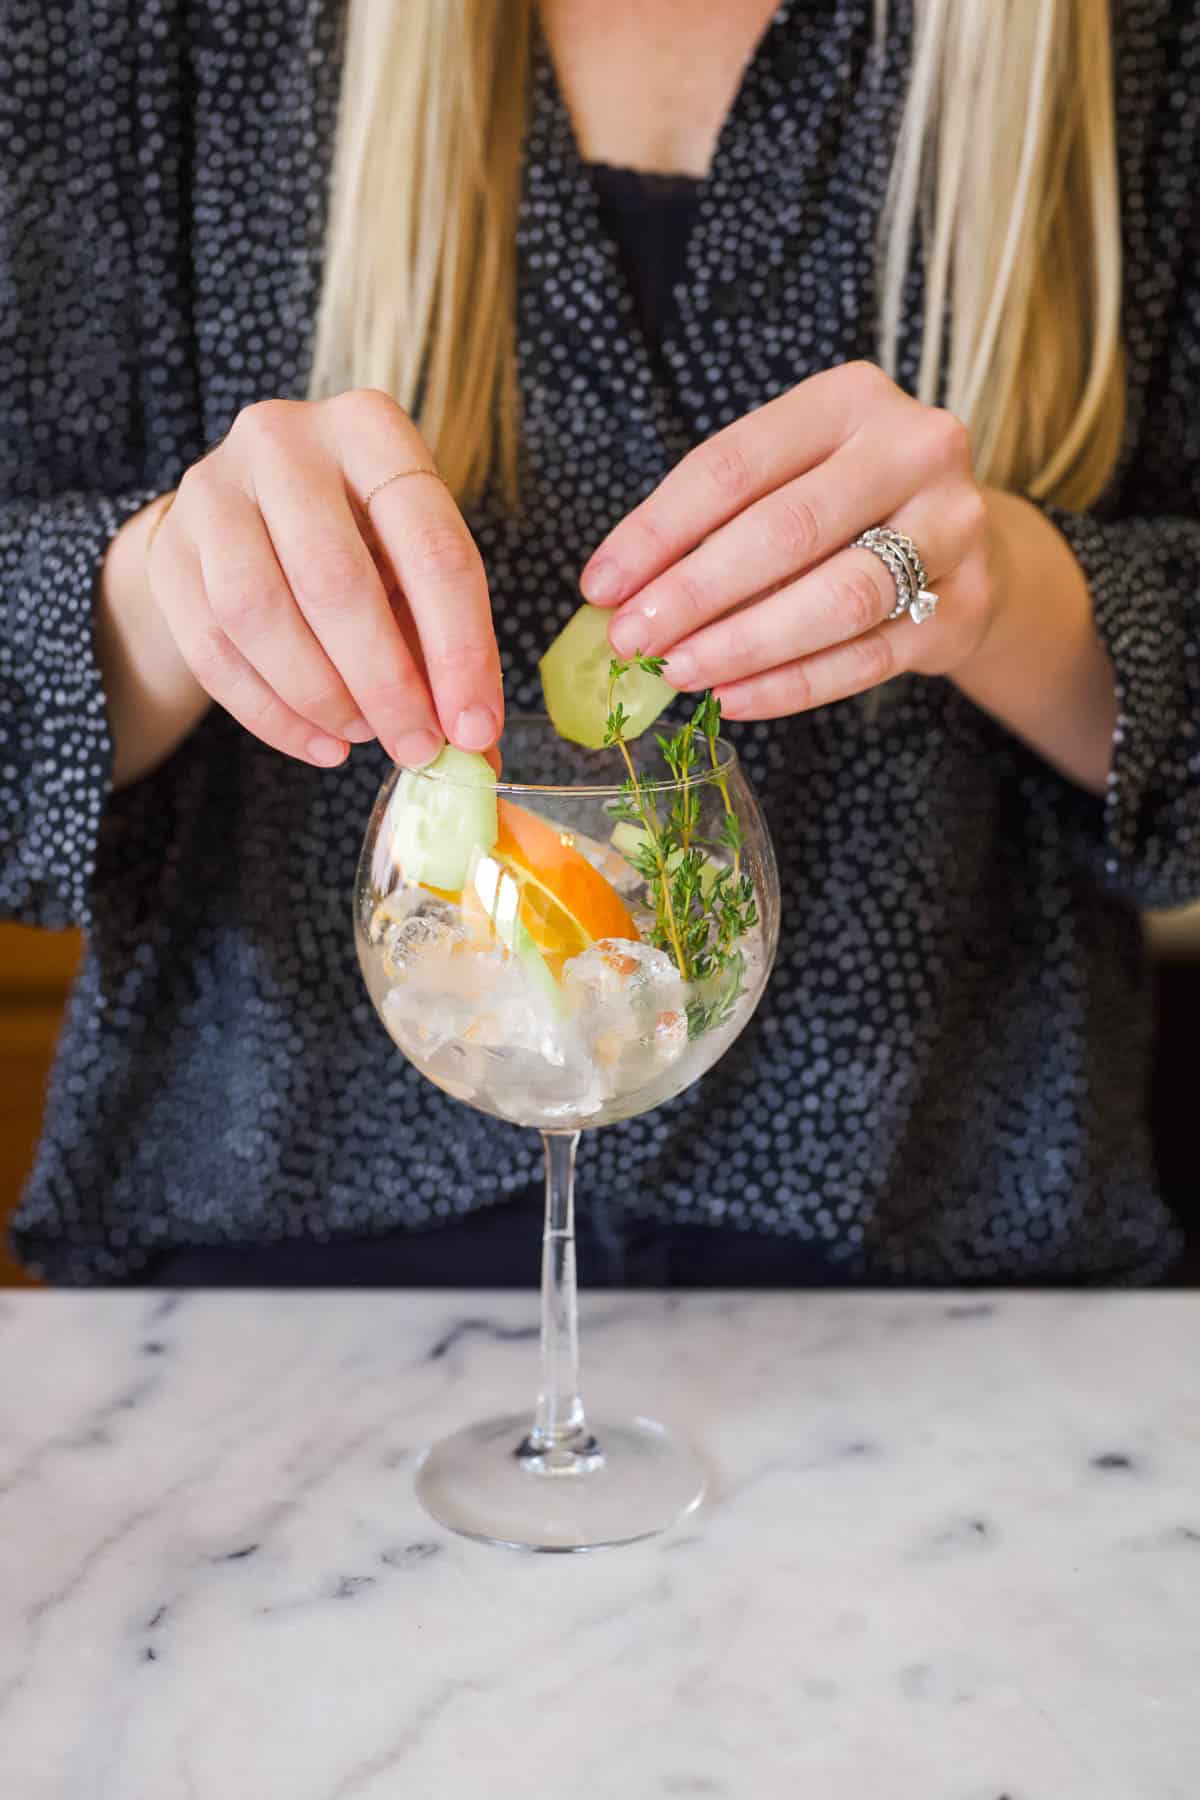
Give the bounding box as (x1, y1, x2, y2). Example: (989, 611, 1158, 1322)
(1, 1291, 1198, 1798)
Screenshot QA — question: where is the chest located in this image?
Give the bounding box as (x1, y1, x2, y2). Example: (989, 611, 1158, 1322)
(185, 1, 899, 524)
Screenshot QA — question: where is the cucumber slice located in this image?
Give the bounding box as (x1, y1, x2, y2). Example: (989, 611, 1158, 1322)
(468, 851, 563, 1014)
(389, 746, 498, 891)
(610, 821, 650, 862)
(611, 821, 721, 899)
(540, 603, 676, 749)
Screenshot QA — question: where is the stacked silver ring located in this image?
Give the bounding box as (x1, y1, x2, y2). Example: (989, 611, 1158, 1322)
(852, 526, 940, 625)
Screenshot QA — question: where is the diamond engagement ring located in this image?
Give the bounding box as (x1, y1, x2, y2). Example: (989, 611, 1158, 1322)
(852, 526, 941, 625)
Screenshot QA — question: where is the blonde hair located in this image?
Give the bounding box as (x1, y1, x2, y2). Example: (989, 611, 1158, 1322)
(312, 0, 530, 505)
(311, 0, 1124, 513)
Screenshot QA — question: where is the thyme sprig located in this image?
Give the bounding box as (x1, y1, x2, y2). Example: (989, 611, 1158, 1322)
(604, 660, 758, 1033)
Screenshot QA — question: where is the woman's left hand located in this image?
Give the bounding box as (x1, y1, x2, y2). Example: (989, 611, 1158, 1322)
(581, 360, 995, 718)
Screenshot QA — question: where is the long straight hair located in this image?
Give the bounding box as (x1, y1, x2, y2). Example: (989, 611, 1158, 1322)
(310, 0, 1124, 513)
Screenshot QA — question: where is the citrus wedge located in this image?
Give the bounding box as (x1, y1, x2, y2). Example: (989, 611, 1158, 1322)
(496, 800, 638, 939)
(496, 798, 638, 955)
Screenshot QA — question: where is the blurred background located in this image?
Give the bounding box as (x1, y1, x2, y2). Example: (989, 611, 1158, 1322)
(1, 908, 1196, 1286)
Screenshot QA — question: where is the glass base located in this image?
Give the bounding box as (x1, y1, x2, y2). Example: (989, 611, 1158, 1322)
(415, 1413, 707, 1552)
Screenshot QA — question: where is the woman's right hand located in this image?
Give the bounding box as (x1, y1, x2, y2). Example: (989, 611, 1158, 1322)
(128, 389, 502, 775)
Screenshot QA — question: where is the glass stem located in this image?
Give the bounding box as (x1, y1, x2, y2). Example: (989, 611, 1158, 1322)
(522, 1130, 602, 1472)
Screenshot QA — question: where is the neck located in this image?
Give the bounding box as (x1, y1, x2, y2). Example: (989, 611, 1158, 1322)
(538, 0, 781, 177)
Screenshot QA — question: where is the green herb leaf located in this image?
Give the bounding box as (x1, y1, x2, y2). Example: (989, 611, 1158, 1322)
(637, 653, 668, 677)
(604, 685, 754, 1017)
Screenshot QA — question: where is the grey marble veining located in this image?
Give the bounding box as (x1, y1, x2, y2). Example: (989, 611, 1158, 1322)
(1, 1291, 1198, 1798)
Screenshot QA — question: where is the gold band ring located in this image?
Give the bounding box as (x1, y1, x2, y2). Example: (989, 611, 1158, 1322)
(362, 466, 446, 510)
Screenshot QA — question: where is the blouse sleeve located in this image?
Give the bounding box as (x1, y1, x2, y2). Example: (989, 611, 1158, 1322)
(1040, 8, 1200, 913)
(1046, 498, 1200, 913)
(0, 491, 161, 928)
(0, 1, 200, 930)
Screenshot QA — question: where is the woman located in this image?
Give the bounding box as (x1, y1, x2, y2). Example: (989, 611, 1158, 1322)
(1, 0, 1197, 1286)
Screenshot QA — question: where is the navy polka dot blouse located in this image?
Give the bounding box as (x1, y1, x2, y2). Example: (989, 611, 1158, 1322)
(2, 1, 1198, 1284)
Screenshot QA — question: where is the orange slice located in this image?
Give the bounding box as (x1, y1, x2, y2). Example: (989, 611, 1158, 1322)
(453, 853, 588, 980)
(496, 799, 638, 941)
(420, 803, 641, 981)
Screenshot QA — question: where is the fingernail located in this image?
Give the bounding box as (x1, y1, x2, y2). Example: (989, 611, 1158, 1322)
(308, 735, 349, 767)
(662, 646, 697, 687)
(452, 704, 499, 752)
(713, 686, 746, 718)
(581, 557, 624, 604)
(343, 717, 375, 743)
(608, 610, 646, 658)
(393, 729, 443, 768)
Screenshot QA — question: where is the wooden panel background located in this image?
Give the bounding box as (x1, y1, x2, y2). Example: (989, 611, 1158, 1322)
(0, 923, 81, 1286)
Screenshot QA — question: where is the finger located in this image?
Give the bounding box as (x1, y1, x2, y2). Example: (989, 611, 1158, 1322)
(153, 542, 351, 768)
(580, 361, 895, 606)
(714, 627, 905, 721)
(247, 429, 445, 769)
(713, 559, 978, 721)
(659, 545, 900, 691)
(658, 484, 972, 690)
(367, 478, 502, 752)
(329, 394, 503, 752)
(186, 477, 374, 743)
(372, 546, 502, 774)
(607, 433, 916, 660)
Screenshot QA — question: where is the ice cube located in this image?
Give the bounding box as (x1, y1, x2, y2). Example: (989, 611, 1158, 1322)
(367, 886, 423, 945)
(564, 938, 685, 1024)
(422, 1038, 485, 1104)
(484, 1043, 608, 1124)
(398, 909, 462, 952)
(378, 913, 587, 1107)
(560, 942, 637, 1011)
(382, 981, 476, 1058)
(485, 953, 576, 1064)
(370, 888, 464, 969)
(382, 906, 465, 977)
(560, 937, 690, 1091)
(653, 1006, 688, 1055)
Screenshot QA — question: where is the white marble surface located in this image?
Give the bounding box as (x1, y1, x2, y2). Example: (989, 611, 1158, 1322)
(2, 1290, 1199, 1798)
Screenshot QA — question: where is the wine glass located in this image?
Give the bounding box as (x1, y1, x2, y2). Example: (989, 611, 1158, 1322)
(354, 715, 779, 1550)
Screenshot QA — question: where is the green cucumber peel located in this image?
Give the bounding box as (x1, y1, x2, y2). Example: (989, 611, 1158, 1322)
(540, 602, 676, 749)
(390, 747, 498, 891)
(610, 820, 721, 900)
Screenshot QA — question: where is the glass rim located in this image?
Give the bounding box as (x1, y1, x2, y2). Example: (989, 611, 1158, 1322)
(401, 712, 740, 798)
